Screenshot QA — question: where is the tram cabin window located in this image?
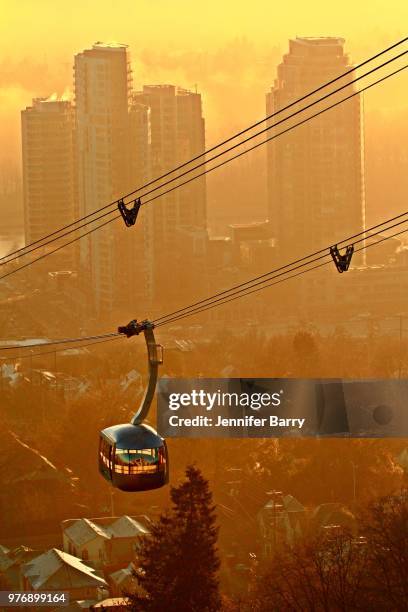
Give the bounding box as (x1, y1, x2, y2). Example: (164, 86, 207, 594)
(99, 438, 112, 469)
(114, 447, 166, 475)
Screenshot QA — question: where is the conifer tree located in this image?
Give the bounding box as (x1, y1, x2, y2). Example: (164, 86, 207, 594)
(130, 465, 221, 612)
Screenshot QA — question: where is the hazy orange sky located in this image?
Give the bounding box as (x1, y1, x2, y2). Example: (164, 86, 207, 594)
(0, 0, 407, 166)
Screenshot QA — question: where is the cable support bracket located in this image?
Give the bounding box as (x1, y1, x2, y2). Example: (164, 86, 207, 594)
(330, 244, 354, 273)
(118, 198, 141, 227)
(118, 319, 154, 337)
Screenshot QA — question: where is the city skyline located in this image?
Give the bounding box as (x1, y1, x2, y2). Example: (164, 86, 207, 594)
(2, 31, 405, 235)
(19, 40, 210, 320)
(1, 0, 407, 167)
(12, 35, 408, 330)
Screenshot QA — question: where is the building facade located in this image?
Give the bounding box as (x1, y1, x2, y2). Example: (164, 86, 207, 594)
(266, 37, 365, 262)
(62, 515, 150, 570)
(128, 101, 154, 308)
(74, 42, 133, 318)
(23, 46, 208, 318)
(132, 85, 207, 301)
(21, 98, 77, 270)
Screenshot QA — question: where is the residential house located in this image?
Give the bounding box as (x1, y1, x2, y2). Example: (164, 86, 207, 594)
(0, 545, 42, 589)
(53, 598, 132, 611)
(257, 494, 305, 557)
(21, 548, 107, 601)
(310, 503, 357, 535)
(62, 515, 150, 570)
(63, 519, 111, 566)
(108, 563, 136, 597)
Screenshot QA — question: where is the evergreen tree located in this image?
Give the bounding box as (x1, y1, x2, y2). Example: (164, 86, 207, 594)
(130, 465, 221, 612)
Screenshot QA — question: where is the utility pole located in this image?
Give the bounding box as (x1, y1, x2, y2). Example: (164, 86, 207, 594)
(399, 313, 403, 379)
(110, 489, 115, 517)
(54, 350, 60, 403)
(350, 460, 357, 508)
(30, 348, 34, 418)
(266, 490, 284, 553)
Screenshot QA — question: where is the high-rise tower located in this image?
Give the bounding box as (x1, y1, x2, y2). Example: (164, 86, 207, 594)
(266, 37, 365, 261)
(21, 97, 76, 270)
(74, 42, 132, 318)
(132, 85, 207, 300)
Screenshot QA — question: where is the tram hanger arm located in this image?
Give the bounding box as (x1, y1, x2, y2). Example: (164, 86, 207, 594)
(118, 319, 163, 425)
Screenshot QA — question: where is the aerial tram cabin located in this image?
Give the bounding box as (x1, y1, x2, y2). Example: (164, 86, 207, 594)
(99, 320, 169, 492)
(99, 422, 168, 491)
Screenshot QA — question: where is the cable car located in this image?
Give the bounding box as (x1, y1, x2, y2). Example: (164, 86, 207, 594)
(99, 320, 168, 492)
(99, 422, 169, 491)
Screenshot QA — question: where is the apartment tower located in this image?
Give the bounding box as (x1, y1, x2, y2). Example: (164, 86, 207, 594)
(132, 85, 207, 301)
(21, 97, 76, 270)
(74, 42, 133, 318)
(266, 37, 365, 261)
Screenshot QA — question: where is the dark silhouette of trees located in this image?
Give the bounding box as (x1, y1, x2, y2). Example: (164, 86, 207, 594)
(250, 528, 367, 611)
(247, 492, 408, 612)
(130, 465, 221, 612)
(361, 492, 408, 610)
(292, 329, 320, 375)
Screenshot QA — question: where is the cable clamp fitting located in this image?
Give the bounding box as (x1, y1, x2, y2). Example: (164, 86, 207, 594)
(330, 244, 354, 273)
(118, 198, 141, 227)
(118, 319, 154, 337)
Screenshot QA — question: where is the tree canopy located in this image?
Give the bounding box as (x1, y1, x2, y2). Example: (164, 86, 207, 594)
(130, 465, 221, 612)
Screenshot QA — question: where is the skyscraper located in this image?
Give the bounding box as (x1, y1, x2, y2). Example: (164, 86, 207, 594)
(21, 97, 76, 270)
(266, 37, 365, 262)
(132, 85, 207, 300)
(74, 42, 132, 318)
(128, 101, 154, 307)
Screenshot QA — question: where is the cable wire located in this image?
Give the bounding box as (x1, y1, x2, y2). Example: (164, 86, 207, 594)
(0, 331, 120, 352)
(4, 51, 406, 265)
(134, 51, 408, 204)
(0, 215, 119, 282)
(120, 37, 407, 204)
(156, 225, 408, 328)
(141, 64, 407, 209)
(2, 39, 406, 265)
(153, 210, 408, 323)
(0, 335, 123, 362)
(2, 213, 407, 354)
(0, 207, 117, 267)
(1, 62, 406, 281)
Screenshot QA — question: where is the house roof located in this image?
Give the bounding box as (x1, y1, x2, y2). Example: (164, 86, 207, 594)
(1, 545, 40, 570)
(0, 430, 72, 487)
(92, 598, 132, 608)
(107, 516, 149, 538)
(64, 519, 110, 547)
(63, 515, 150, 546)
(263, 494, 305, 513)
(14, 545, 39, 559)
(311, 503, 355, 528)
(56, 600, 97, 611)
(109, 563, 135, 586)
(22, 549, 107, 590)
(0, 547, 13, 572)
(397, 447, 408, 470)
(283, 494, 305, 513)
